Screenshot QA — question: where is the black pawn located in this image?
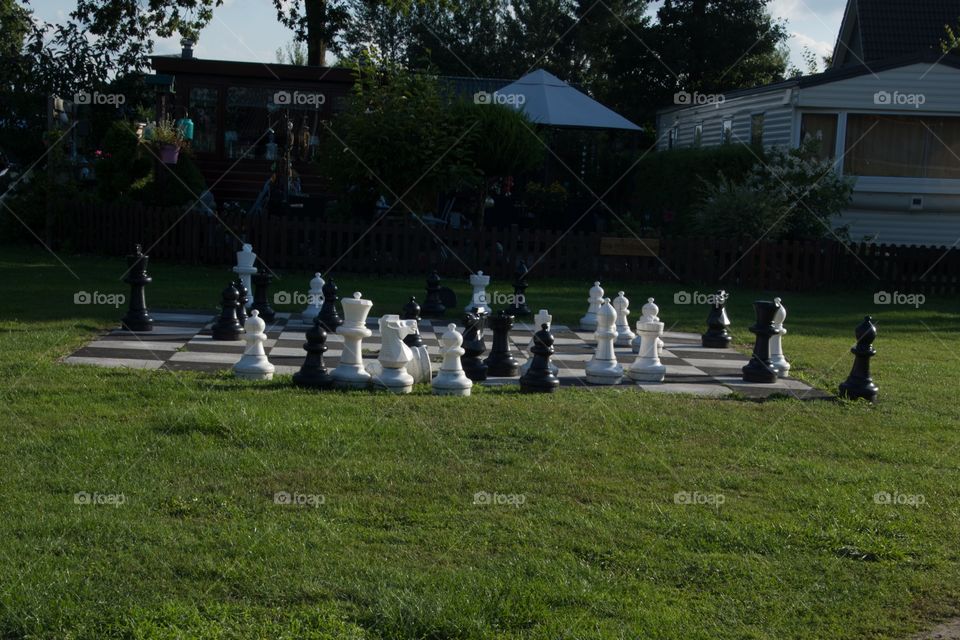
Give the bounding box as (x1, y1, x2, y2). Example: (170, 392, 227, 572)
(421, 270, 446, 318)
(484, 310, 520, 377)
(234, 277, 248, 325)
(839, 316, 879, 403)
(318, 279, 342, 331)
(401, 296, 424, 348)
(121, 243, 154, 332)
(212, 283, 243, 340)
(741, 300, 781, 383)
(702, 289, 732, 348)
(293, 316, 335, 389)
(520, 323, 560, 393)
(250, 272, 276, 323)
(461, 310, 488, 381)
(506, 260, 532, 317)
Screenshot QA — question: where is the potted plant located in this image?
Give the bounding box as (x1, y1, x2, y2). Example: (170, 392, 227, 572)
(151, 118, 186, 164)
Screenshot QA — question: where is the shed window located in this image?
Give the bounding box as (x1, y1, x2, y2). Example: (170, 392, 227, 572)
(844, 114, 960, 179)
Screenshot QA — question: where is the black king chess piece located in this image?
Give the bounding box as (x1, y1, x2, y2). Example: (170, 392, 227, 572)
(506, 260, 532, 317)
(400, 296, 424, 348)
(212, 283, 243, 340)
(421, 270, 446, 318)
(520, 323, 560, 393)
(250, 271, 276, 323)
(234, 277, 249, 324)
(702, 289, 732, 348)
(460, 310, 488, 381)
(317, 279, 343, 331)
(839, 316, 879, 403)
(741, 300, 781, 383)
(121, 244, 154, 332)
(484, 310, 520, 377)
(293, 315, 335, 389)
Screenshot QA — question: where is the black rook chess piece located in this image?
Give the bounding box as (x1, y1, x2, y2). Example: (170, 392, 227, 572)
(484, 310, 520, 377)
(293, 315, 335, 389)
(212, 283, 243, 340)
(839, 316, 879, 403)
(121, 244, 154, 332)
(702, 289, 732, 348)
(317, 279, 343, 331)
(421, 270, 446, 318)
(520, 323, 560, 393)
(741, 300, 781, 383)
(401, 296, 424, 348)
(250, 271, 276, 323)
(506, 260, 532, 317)
(460, 310, 488, 381)
(234, 277, 248, 324)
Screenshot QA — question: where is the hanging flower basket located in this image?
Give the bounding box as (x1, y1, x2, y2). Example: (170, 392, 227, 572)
(159, 143, 180, 164)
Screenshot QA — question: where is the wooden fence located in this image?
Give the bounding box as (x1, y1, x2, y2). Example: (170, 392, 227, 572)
(55, 204, 960, 293)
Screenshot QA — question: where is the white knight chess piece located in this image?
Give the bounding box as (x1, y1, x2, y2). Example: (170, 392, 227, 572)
(579, 281, 604, 331)
(302, 272, 325, 321)
(585, 298, 623, 385)
(233, 243, 257, 309)
(433, 323, 473, 396)
(332, 292, 373, 389)
(613, 291, 636, 347)
(233, 309, 275, 380)
(374, 315, 417, 394)
(769, 297, 791, 378)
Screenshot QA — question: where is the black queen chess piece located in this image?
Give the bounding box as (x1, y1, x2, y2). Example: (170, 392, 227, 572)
(520, 323, 560, 393)
(121, 244, 154, 332)
(400, 296, 424, 348)
(318, 278, 343, 331)
(484, 310, 520, 377)
(212, 283, 244, 341)
(250, 271, 276, 323)
(741, 300, 781, 383)
(506, 260, 532, 317)
(293, 315, 335, 389)
(421, 270, 446, 318)
(460, 310, 488, 381)
(839, 316, 879, 403)
(702, 289, 732, 348)
(234, 277, 249, 324)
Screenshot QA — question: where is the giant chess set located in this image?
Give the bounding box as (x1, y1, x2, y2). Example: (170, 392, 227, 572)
(64, 244, 882, 402)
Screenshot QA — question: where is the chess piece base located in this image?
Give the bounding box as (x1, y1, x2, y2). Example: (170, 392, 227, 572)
(433, 386, 471, 397)
(702, 334, 731, 349)
(373, 367, 415, 394)
(579, 317, 598, 332)
(770, 356, 791, 378)
(585, 364, 623, 385)
(520, 375, 560, 393)
(292, 370, 334, 389)
(433, 372, 473, 396)
(485, 360, 519, 377)
(332, 365, 372, 389)
(742, 360, 778, 383)
(627, 364, 666, 383)
(615, 333, 636, 348)
(839, 379, 878, 403)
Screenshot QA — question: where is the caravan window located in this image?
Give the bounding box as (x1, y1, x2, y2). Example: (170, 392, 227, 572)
(800, 113, 838, 160)
(844, 114, 960, 179)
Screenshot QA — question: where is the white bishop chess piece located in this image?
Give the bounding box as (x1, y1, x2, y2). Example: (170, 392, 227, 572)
(374, 315, 417, 394)
(627, 310, 667, 383)
(464, 271, 492, 315)
(332, 292, 373, 389)
(432, 323, 473, 396)
(769, 297, 791, 378)
(233, 243, 257, 309)
(233, 309, 275, 380)
(519, 309, 559, 377)
(632, 298, 664, 356)
(579, 281, 604, 331)
(585, 298, 623, 385)
(302, 272, 325, 321)
(613, 291, 636, 347)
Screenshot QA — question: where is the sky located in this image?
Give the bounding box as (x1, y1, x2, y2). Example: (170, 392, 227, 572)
(31, 0, 846, 73)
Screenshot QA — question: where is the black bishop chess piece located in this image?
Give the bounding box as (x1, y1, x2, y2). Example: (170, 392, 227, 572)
(250, 271, 276, 323)
(121, 244, 154, 332)
(520, 323, 560, 393)
(484, 310, 520, 377)
(293, 315, 335, 389)
(702, 289, 732, 348)
(839, 316, 879, 403)
(506, 260, 532, 318)
(212, 283, 244, 341)
(234, 277, 249, 325)
(421, 270, 446, 318)
(400, 296, 424, 348)
(460, 310, 488, 381)
(741, 300, 781, 384)
(318, 278, 343, 331)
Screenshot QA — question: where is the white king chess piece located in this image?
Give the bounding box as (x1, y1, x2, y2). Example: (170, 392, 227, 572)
(632, 297, 664, 356)
(579, 281, 605, 331)
(627, 313, 667, 383)
(769, 297, 791, 378)
(233, 243, 257, 309)
(613, 291, 636, 347)
(585, 298, 623, 385)
(332, 292, 373, 389)
(374, 315, 417, 394)
(432, 323, 473, 397)
(464, 271, 492, 315)
(233, 309, 275, 380)
(520, 309, 559, 377)
(302, 272, 325, 321)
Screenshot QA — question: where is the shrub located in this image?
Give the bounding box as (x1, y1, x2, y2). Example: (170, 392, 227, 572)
(95, 121, 151, 201)
(130, 151, 208, 208)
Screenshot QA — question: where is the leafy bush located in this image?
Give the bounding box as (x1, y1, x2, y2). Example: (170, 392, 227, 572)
(95, 120, 151, 201)
(130, 151, 207, 208)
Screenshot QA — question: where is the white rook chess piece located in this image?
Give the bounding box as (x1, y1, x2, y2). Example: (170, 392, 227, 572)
(628, 314, 667, 383)
(464, 271, 492, 315)
(632, 297, 664, 356)
(302, 272, 324, 321)
(613, 291, 636, 347)
(433, 323, 473, 396)
(374, 315, 416, 394)
(770, 297, 791, 378)
(233, 309, 275, 380)
(332, 292, 373, 389)
(585, 299, 623, 385)
(579, 281, 604, 331)
(233, 243, 257, 309)
(519, 309, 559, 377)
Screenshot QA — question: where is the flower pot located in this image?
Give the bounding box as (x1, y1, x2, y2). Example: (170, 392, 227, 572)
(159, 144, 180, 164)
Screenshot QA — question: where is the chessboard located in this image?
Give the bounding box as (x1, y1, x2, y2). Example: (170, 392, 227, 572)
(62, 310, 831, 400)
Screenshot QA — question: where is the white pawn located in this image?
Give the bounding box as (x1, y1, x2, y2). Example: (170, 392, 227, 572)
(519, 309, 559, 377)
(613, 291, 636, 347)
(374, 315, 416, 394)
(233, 243, 257, 309)
(302, 272, 325, 321)
(233, 309, 275, 380)
(632, 297, 664, 356)
(332, 292, 373, 389)
(627, 315, 666, 383)
(585, 298, 623, 385)
(769, 297, 791, 378)
(433, 323, 473, 396)
(465, 271, 492, 315)
(579, 281, 604, 331)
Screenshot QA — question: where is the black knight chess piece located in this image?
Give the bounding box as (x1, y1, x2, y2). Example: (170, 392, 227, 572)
(839, 316, 879, 403)
(318, 278, 343, 331)
(741, 300, 781, 383)
(212, 283, 244, 340)
(121, 244, 154, 332)
(401, 296, 424, 348)
(520, 323, 560, 393)
(506, 260, 532, 317)
(293, 315, 335, 389)
(234, 277, 249, 324)
(484, 310, 520, 377)
(702, 289, 732, 348)
(460, 310, 488, 381)
(421, 270, 446, 318)
(250, 271, 276, 323)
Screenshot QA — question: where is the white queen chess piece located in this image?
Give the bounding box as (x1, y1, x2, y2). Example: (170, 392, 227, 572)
(769, 297, 791, 378)
(585, 298, 623, 385)
(302, 272, 325, 321)
(464, 271, 492, 315)
(520, 309, 559, 377)
(627, 313, 667, 383)
(579, 281, 604, 331)
(432, 323, 473, 396)
(613, 291, 636, 347)
(332, 292, 373, 389)
(233, 309, 275, 380)
(233, 243, 257, 309)
(374, 315, 417, 394)
(632, 297, 664, 356)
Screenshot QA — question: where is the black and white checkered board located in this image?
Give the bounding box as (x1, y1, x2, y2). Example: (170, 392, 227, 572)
(63, 310, 830, 400)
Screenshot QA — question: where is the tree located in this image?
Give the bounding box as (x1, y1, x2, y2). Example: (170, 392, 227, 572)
(276, 41, 308, 65)
(0, 0, 30, 59)
(943, 19, 960, 53)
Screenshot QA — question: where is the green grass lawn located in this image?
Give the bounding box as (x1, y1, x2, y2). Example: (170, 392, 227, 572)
(1, 244, 959, 639)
